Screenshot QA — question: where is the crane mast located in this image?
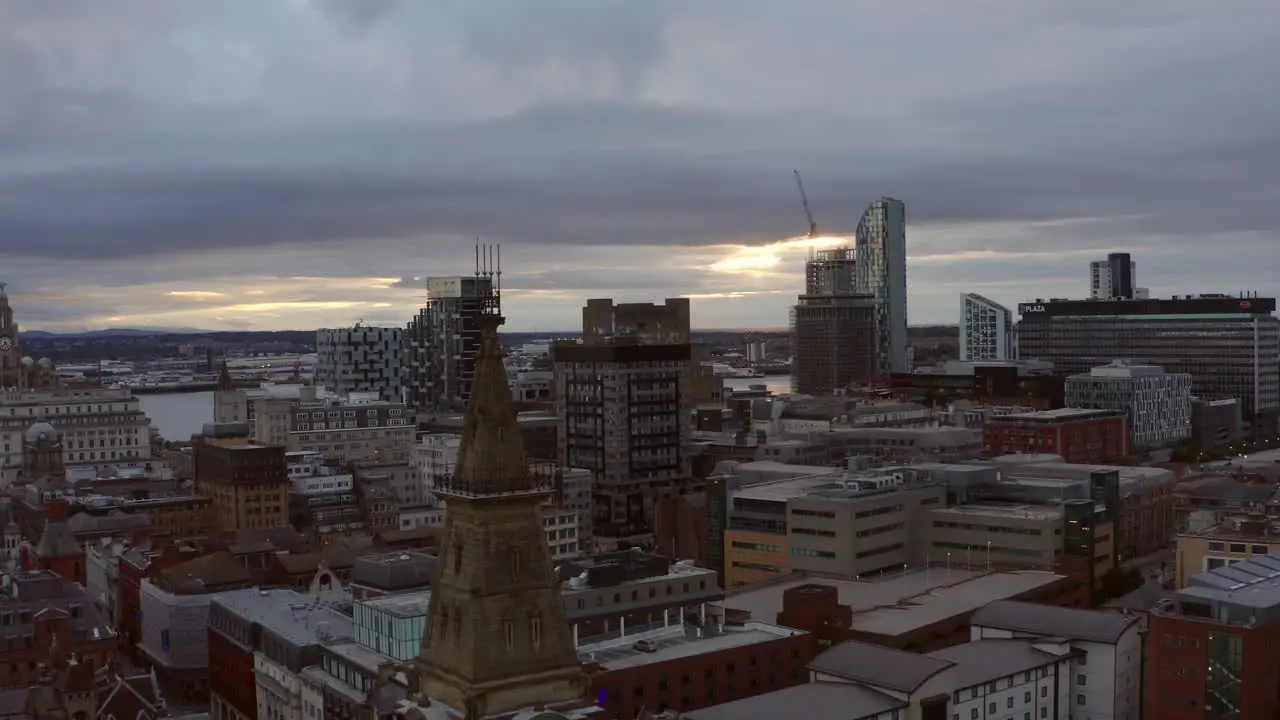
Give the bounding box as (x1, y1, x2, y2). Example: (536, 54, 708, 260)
(794, 169, 818, 238)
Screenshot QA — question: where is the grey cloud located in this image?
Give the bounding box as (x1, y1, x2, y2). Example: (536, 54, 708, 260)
(2, 1, 1280, 328)
(314, 0, 404, 30)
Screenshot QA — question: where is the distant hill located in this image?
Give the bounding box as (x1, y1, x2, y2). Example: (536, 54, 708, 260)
(21, 327, 210, 338)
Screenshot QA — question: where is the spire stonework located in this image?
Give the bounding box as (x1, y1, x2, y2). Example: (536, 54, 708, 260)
(415, 313, 589, 718)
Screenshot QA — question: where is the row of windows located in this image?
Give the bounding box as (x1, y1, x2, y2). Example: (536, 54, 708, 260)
(791, 508, 835, 519)
(791, 547, 836, 560)
(731, 541, 782, 553)
(932, 520, 1045, 536)
(1207, 541, 1269, 555)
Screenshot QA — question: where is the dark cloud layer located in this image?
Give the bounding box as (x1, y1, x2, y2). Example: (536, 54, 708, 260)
(1, 0, 1278, 330)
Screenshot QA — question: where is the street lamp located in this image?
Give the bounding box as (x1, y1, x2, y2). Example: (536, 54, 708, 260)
(986, 540, 992, 570)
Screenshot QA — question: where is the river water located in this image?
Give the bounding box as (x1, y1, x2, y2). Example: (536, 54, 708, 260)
(138, 375, 792, 441)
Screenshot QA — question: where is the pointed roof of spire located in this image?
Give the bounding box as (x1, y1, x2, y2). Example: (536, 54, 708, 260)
(443, 314, 541, 497)
(216, 361, 235, 392)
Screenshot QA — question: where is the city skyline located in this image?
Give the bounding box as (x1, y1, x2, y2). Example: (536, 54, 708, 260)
(3, 2, 1279, 332)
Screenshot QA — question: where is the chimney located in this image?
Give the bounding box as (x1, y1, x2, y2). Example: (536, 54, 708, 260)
(46, 498, 70, 522)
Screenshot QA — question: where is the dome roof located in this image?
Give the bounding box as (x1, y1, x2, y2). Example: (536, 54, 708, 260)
(25, 422, 59, 444)
(19, 356, 33, 366)
(37, 357, 52, 368)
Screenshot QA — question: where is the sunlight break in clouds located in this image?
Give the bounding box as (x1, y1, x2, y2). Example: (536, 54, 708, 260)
(166, 291, 226, 299)
(709, 235, 852, 274)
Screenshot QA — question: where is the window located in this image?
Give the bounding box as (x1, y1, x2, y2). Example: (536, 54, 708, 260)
(1077, 694, 1086, 705)
(530, 614, 542, 648)
(510, 548, 523, 580)
(1024, 691, 1031, 702)
(1007, 697, 1014, 708)
(503, 620, 515, 650)
(1041, 687, 1047, 698)
(988, 703, 996, 714)
(1077, 674, 1086, 686)
(970, 710, 978, 720)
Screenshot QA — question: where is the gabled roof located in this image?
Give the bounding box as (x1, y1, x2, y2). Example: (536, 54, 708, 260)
(808, 640, 953, 694)
(685, 682, 905, 720)
(97, 672, 164, 720)
(970, 600, 1140, 644)
(928, 639, 1070, 689)
(35, 517, 83, 559)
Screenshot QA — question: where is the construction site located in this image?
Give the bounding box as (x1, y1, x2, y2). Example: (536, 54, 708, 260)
(788, 172, 879, 395)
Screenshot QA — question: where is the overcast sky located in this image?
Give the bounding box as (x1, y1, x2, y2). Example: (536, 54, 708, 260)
(3, 1, 1279, 333)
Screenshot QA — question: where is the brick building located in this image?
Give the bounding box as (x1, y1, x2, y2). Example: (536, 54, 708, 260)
(26, 499, 85, 585)
(733, 570, 1088, 654)
(193, 427, 290, 532)
(1146, 550, 1280, 719)
(586, 621, 814, 719)
(984, 408, 1129, 463)
(0, 570, 118, 688)
(890, 363, 1066, 410)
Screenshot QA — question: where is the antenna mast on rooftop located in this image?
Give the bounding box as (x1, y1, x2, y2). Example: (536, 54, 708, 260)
(474, 238, 502, 317)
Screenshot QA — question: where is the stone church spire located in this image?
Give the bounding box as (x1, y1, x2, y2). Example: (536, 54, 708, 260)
(216, 360, 235, 392)
(415, 313, 589, 718)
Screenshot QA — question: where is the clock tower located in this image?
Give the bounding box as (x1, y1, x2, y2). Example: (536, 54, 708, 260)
(0, 281, 24, 390)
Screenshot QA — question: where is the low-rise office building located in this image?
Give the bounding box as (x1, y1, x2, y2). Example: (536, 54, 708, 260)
(731, 569, 1086, 654)
(1065, 361, 1192, 451)
(923, 503, 1064, 570)
(984, 408, 1130, 464)
(688, 631, 1088, 720)
(1174, 516, 1280, 588)
(585, 620, 815, 719)
(559, 550, 724, 645)
(724, 471, 946, 587)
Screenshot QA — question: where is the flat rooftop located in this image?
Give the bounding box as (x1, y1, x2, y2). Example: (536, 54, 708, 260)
(732, 473, 850, 502)
(579, 621, 803, 672)
(359, 590, 432, 617)
(725, 569, 1068, 638)
(928, 503, 1063, 521)
(995, 408, 1122, 422)
(212, 587, 353, 646)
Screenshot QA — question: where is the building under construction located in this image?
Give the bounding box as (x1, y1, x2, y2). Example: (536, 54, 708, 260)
(403, 245, 503, 417)
(791, 247, 877, 395)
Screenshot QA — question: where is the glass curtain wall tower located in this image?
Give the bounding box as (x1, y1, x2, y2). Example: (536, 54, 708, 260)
(854, 197, 908, 375)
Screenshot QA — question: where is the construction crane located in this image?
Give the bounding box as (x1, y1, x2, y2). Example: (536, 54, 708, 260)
(793, 169, 818, 239)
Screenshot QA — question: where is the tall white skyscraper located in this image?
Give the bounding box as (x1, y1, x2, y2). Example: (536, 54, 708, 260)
(959, 293, 1014, 361)
(854, 197, 908, 374)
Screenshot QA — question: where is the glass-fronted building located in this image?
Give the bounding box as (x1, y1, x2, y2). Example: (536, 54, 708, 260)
(959, 292, 1014, 362)
(854, 197, 908, 375)
(353, 591, 431, 662)
(1018, 296, 1280, 432)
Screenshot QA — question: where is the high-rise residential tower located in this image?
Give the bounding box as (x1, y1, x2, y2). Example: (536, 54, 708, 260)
(1089, 253, 1149, 300)
(790, 248, 877, 394)
(315, 324, 404, 403)
(854, 197, 908, 374)
(403, 274, 500, 417)
(959, 293, 1014, 361)
(553, 298, 695, 549)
